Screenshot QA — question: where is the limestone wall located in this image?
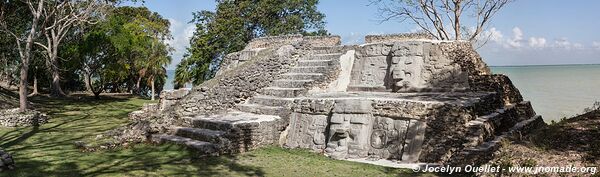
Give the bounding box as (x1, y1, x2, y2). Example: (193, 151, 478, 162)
(0, 108, 48, 127)
(348, 41, 479, 92)
(284, 92, 504, 163)
(216, 49, 263, 76)
(175, 45, 302, 117)
(302, 35, 342, 47)
(218, 35, 342, 77)
(365, 33, 433, 44)
(159, 89, 191, 111)
(470, 74, 524, 105)
(244, 35, 341, 50)
(244, 35, 304, 50)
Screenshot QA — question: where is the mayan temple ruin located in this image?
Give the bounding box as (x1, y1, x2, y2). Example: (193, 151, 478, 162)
(131, 33, 546, 167)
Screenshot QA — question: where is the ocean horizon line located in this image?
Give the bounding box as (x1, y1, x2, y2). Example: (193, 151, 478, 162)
(489, 63, 600, 67)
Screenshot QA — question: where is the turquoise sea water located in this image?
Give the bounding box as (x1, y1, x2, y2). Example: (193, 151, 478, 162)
(165, 65, 600, 123)
(492, 64, 600, 122)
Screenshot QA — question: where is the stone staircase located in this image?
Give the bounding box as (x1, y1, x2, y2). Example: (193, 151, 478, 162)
(449, 101, 544, 165)
(151, 46, 345, 155)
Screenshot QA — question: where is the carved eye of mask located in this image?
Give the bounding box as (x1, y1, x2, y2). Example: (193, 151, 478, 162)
(370, 130, 387, 149)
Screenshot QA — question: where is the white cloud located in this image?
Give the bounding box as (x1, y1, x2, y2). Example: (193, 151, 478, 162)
(478, 28, 599, 66)
(592, 41, 600, 50)
(528, 37, 547, 48)
(506, 27, 523, 48)
(166, 18, 196, 69)
(551, 38, 584, 50)
(553, 38, 571, 49)
(482, 27, 593, 52)
(342, 32, 363, 45)
(487, 28, 504, 42)
(479, 27, 504, 44)
(572, 43, 584, 50)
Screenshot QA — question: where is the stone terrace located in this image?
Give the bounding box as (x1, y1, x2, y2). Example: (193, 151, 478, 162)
(141, 34, 545, 167)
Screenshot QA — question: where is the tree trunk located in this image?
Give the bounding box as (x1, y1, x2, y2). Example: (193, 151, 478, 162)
(17, 0, 45, 112)
(49, 55, 66, 97)
(29, 76, 38, 96)
(19, 62, 28, 111)
(453, 1, 462, 40)
(151, 79, 155, 101)
(136, 76, 142, 95)
(87, 73, 103, 99)
(83, 71, 92, 93)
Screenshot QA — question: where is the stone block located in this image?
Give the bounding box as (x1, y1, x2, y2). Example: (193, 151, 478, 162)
(401, 120, 427, 162)
(333, 99, 373, 114)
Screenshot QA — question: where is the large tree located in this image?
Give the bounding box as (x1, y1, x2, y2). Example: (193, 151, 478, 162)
(0, 0, 45, 111)
(35, 0, 109, 97)
(370, 0, 512, 42)
(174, 0, 327, 87)
(77, 6, 171, 98)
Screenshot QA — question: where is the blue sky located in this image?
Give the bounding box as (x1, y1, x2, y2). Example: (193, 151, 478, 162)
(126, 0, 600, 69)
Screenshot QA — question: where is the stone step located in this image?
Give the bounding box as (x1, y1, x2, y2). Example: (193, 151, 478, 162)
(280, 73, 324, 80)
(463, 105, 518, 148)
(250, 95, 295, 107)
(261, 87, 307, 98)
(450, 115, 545, 166)
(236, 103, 287, 116)
(185, 111, 281, 131)
(185, 117, 234, 131)
(272, 79, 314, 88)
(310, 46, 345, 54)
(183, 111, 282, 153)
(151, 134, 219, 155)
(172, 127, 227, 144)
(310, 53, 343, 60)
(290, 66, 328, 73)
(297, 60, 332, 67)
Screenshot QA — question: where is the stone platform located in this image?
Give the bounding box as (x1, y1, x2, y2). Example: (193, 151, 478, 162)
(139, 34, 545, 167)
(284, 91, 542, 165)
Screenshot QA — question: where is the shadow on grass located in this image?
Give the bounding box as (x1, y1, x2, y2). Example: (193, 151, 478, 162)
(0, 94, 427, 176)
(0, 94, 269, 176)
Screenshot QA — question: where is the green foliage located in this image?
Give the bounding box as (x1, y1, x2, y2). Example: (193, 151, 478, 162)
(0, 0, 31, 85)
(1, 1, 168, 97)
(174, 0, 327, 86)
(71, 6, 172, 97)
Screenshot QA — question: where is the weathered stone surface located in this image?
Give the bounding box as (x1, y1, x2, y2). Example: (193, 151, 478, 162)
(0, 108, 48, 127)
(185, 111, 283, 153)
(349, 41, 473, 92)
(175, 46, 299, 117)
(286, 91, 513, 163)
(243, 35, 341, 50)
(365, 33, 433, 43)
(285, 113, 329, 150)
(122, 33, 543, 167)
(470, 74, 524, 105)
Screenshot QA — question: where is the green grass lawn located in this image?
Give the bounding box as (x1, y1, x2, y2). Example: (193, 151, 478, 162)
(0, 95, 429, 177)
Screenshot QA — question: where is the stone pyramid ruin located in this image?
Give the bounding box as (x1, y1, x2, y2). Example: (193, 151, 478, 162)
(131, 33, 546, 167)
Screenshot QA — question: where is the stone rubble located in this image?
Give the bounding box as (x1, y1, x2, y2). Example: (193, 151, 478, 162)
(0, 108, 48, 127)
